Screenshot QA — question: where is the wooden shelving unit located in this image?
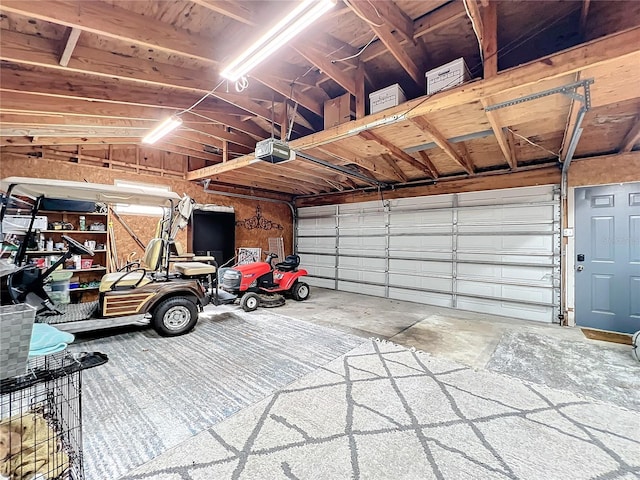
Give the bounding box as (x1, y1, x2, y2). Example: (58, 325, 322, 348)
(34, 210, 111, 303)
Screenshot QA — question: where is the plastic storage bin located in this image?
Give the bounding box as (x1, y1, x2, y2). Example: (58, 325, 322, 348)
(0, 304, 36, 380)
(50, 270, 73, 304)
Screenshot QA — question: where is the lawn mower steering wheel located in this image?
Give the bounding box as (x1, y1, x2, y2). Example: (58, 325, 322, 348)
(62, 234, 95, 256)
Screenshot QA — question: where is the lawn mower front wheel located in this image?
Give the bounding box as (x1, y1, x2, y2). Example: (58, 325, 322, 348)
(291, 281, 310, 301)
(240, 292, 260, 312)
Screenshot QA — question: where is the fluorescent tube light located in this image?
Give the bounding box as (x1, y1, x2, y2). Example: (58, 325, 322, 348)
(221, 0, 336, 81)
(142, 116, 183, 144)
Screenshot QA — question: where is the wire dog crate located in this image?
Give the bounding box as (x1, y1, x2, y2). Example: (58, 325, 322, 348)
(0, 351, 107, 480)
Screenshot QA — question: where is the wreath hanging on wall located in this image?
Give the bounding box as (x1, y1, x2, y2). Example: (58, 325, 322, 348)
(235, 205, 284, 231)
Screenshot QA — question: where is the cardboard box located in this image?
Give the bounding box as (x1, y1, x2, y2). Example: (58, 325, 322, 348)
(426, 57, 472, 95)
(369, 84, 406, 114)
(324, 93, 352, 129)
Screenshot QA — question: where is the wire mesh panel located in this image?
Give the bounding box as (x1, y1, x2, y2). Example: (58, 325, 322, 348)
(0, 351, 107, 480)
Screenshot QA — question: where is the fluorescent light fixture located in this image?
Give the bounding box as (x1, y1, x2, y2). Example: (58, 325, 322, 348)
(221, 0, 336, 81)
(142, 116, 183, 144)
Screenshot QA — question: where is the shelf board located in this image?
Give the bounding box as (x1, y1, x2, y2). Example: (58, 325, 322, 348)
(63, 267, 107, 272)
(69, 286, 100, 292)
(40, 211, 107, 216)
(26, 250, 107, 254)
(41, 230, 107, 234)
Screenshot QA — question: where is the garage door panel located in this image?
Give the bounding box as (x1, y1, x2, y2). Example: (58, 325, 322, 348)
(338, 281, 386, 297)
(306, 277, 335, 289)
(339, 236, 386, 256)
(458, 185, 556, 206)
(297, 217, 335, 236)
(456, 297, 554, 323)
(297, 185, 559, 323)
(389, 288, 453, 308)
(297, 205, 336, 218)
(339, 269, 386, 284)
(457, 253, 556, 265)
(457, 263, 554, 286)
(390, 210, 453, 234)
(298, 236, 335, 254)
(390, 235, 453, 255)
(389, 273, 452, 291)
(390, 194, 454, 209)
(458, 205, 555, 229)
(339, 256, 386, 270)
(456, 281, 554, 304)
(458, 235, 553, 254)
(389, 258, 451, 276)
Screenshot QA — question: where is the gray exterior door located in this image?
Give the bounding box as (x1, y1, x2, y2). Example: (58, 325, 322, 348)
(575, 183, 640, 333)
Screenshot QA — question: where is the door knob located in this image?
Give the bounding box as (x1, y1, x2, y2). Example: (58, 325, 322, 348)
(577, 265, 584, 272)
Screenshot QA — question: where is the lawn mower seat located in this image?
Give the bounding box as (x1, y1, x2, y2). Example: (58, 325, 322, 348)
(99, 238, 164, 292)
(275, 254, 300, 272)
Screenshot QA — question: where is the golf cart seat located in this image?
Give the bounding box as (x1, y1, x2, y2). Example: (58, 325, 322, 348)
(173, 261, 216, 277)
(275, 254, 300, 272)
(99, 238, 164, 292)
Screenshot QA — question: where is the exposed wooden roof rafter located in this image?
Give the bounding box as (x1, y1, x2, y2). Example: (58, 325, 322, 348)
(619, 117, 640, 153)
(410, 117, 474, 174)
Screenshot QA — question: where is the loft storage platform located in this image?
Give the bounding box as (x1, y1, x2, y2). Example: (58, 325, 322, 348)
(0, 0, 638, 197)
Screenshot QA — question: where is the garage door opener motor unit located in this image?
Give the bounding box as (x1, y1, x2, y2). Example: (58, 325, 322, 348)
(254, 138, 295, 164)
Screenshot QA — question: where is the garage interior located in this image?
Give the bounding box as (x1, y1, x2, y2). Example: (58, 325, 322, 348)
(0, 0, 639, 479)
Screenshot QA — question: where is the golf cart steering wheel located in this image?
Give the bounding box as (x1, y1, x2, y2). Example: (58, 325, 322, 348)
(62, 234, 95, 256)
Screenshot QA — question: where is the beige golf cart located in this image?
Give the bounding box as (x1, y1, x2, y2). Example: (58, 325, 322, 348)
(1, 177, 235, 336)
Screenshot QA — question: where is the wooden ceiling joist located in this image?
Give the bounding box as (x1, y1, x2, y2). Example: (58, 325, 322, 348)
(380, 153, 409, 182)
(358, 130, 434, 177)
(0, 0, 218, 63)
(480, 98, 516, 169)
(619, 117, 640, 153)
(416, 151, 439, 178)
(346, 0, 422, 86)
(410, 117, 474, 174)
(292, 45, 357, 96)
(190, 0, 255, 26)
(58, 27, 81, 67)
(314, 143, 397, 182)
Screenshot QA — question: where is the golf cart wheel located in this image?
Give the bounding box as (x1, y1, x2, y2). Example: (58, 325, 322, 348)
(291, 282, 310, 301)
(152, 296, 198, 336)
(240, 293, 260, 312)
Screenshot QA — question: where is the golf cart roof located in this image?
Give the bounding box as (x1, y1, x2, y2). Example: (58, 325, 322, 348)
(1, 177, 181, 207)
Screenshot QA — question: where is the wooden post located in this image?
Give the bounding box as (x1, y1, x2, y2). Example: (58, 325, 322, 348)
(481, 1, 498, 78)
(222, 140, 228, 163)
(280, 101, 288, 141)
(355, 60, 366, 119)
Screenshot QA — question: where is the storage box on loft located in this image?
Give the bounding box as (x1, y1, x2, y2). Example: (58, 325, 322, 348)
(324, 93, 353, 130)
(369, 84, 406, 114)
(425, 57, 472, 95)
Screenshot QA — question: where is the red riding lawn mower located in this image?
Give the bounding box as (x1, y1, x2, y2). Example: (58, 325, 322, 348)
(220, 253, 310, 312)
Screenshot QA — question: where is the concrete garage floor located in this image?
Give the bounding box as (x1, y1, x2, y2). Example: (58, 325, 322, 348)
(273, 287, 639, 411)
(275, 287, 585, 369)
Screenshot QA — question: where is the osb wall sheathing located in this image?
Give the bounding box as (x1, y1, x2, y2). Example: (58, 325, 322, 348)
(568, 152, 640, 188)
(1, 157, 293, 269)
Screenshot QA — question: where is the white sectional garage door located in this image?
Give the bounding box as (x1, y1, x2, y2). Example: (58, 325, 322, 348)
(297, 185, 560, 323)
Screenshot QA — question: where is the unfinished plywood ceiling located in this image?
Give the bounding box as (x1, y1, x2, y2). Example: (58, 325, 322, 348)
(0, 0, 639, 197)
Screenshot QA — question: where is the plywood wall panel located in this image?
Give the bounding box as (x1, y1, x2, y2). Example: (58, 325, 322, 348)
(568, 152, 640, 187)
(1, 156, 294, 267)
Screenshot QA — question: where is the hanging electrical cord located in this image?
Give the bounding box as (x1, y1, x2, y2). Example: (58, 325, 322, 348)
(332, 35, 376, 63)
(235, 76, 249, 93)
(506, 127, 561, 158)
(175, 78, 226, 116)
